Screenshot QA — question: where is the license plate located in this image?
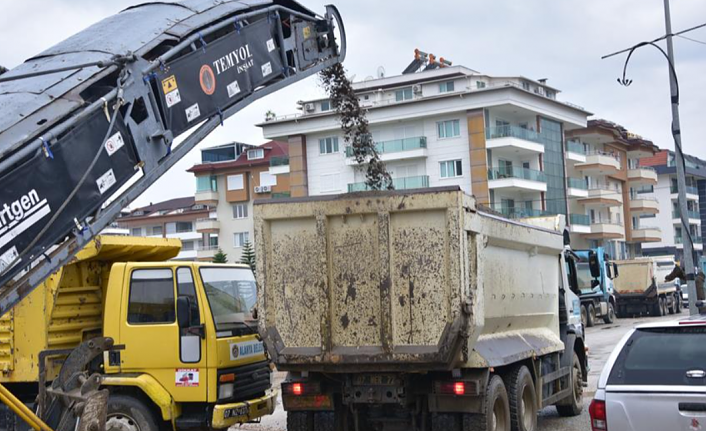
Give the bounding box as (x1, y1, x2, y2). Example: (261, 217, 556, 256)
(223, 405, 249, 419)
(353, 374, 399, 386)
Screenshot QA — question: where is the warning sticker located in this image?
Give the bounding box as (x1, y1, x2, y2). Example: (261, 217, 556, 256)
(303, 26, 311, 39)
(186, 103, 201, 123)
(162, 75, 178, 95)
(261, 62, 272, 77)
(199, 65, 216, 95)
(227, 81, 241, 99)
(104, 132, 125, 156)
(266, 39, 276, 52)
(96, 169, 116, 195)
(176, 369, 199, 387)
(165, 89, 181, 108)
(0, 247, 18, 274)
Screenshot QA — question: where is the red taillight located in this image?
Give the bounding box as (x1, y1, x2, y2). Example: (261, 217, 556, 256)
(435, 381, 476, 396)
(453, 382, 465, 396)
(589, 399, 607, 431)
(292, 383, 303, 396)
(282, 381, 321, 397)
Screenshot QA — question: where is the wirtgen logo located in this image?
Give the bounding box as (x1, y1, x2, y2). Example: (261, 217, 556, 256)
(0, 189, 51, 249)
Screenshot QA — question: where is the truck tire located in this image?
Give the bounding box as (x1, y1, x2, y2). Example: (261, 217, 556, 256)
(556, 352, 584, 417)
(675, 294, 682, 313)
(463, 375, 510, 431)
(580, 305, 588, 328)
(668, 295, 676, 314)
(314, 412, 336, 431)
(603, 302, 615, 324)
(287, 412, 314, 431)
(586, 304, 595, 327)
(504, 365, 537, 431)
(652, 299, 663, 317)
(432, 413, 460, 431)
(106, 395, 159, 431)
(616, 304, 626, 319)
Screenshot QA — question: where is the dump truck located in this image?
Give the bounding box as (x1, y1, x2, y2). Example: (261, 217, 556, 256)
(255, 187, 587, 431)
(613, 256, 682, 318)
(0, 235, 273, 431)
(574, 248, 618, 327)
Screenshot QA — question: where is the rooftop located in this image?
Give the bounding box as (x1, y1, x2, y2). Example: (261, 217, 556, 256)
(188, 140, 289, 174)
(120, 196, 206, 221)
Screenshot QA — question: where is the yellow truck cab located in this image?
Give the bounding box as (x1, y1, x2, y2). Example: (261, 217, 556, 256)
(0, 236, 274, 431)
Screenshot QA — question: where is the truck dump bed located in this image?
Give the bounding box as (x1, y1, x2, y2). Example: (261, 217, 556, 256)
(255, 188, 566, 372)
(614, 260, 655, 296)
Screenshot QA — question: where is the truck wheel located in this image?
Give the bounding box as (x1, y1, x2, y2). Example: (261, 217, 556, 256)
(652, 299, 663, 317)
(504, 365, 537, 431)
(616, 305, 626, 319)
(314, 412, 336, 431)
(556, 352, 584, 417)
(432, 413, 460, 431)
(603, 303, 615, 324)
(675, 294, 682, 313)
(463, 375, 510, 431)
(106, 395, 159, 431)
(287, 412, 314, 431)
(580, 305, 588, 328)
(668, 296, 676, 315)
(586, 304, 595, 327)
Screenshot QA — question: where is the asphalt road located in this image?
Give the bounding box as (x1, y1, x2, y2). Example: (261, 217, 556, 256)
(239, 313, 682, 431)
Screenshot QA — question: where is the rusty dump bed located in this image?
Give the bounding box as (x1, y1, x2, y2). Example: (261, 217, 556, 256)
(254, 187, 566, 372)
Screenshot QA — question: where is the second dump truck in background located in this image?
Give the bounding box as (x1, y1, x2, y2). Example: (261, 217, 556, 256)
(255, 187, 587, 431)
(613, 256, 682, 317)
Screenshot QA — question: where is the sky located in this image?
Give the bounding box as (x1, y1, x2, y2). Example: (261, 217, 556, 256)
(2, 0, 706, 208)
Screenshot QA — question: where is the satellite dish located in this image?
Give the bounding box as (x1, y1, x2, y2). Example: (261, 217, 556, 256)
(377, 66, 386, 78)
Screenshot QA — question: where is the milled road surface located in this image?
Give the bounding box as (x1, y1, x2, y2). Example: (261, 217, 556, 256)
(239, 313, 681, 431)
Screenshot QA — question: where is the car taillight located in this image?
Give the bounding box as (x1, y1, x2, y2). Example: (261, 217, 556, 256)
(589, 399, 607, 431)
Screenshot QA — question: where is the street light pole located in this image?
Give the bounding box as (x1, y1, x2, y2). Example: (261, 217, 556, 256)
(663, 0, 699, 315)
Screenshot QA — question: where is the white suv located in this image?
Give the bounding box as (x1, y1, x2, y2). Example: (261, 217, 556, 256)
(590, 316, 706, 431)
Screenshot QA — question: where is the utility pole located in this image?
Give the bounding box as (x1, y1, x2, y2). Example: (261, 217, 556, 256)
(664, 0, 699, 315)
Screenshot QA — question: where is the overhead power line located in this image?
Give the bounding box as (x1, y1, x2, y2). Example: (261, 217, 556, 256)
(601, 21, 706, 60)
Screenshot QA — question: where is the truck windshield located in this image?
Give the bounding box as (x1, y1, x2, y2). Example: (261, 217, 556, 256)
(576, 262, 598, 293)
(200, 267, 257, 331)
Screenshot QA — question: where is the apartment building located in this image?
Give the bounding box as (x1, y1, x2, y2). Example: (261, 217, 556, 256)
(117, 197, 207, 260)
(640, 150, 706, 262)
(259, 66, 590, 219)
(564, 120, 660, 259)
(189, 141, 290, 262)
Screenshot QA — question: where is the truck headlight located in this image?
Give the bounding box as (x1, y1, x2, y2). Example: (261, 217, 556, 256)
(218, 383, 234, 400)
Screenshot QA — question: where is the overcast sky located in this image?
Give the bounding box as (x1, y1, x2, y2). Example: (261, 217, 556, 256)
(2, 0, 706, 208)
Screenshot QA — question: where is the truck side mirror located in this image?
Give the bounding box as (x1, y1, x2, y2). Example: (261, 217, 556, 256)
(567, 258, 580, 295)
(588, 252, 601, 278)
(605, 263, 612, 279)
(613, 263, 619, 278)
(177, 296, 191, 329)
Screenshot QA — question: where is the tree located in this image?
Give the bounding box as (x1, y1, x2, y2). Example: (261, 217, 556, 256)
(240, 241, 256, 273)
(212, 248, 227, 264)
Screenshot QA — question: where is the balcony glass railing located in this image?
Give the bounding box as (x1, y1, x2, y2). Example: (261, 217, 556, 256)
(672, 209, 700, 219)
(675, 236, 703, 244)
(487, 166, 546, 182)
(486, 125, 542, 144)
(491, 206, 554, 219)
(270, 156, 290, 167)
(348, 175, 430, 192)
(566, 140, 586, 155)
(195, 176, 217, 193)
(345, 136, 427, 157)
(570, 214, 591, 225)
(671, 184, 699, 195)
(272, 192, 291, 198)
(567, 177, 588, 190)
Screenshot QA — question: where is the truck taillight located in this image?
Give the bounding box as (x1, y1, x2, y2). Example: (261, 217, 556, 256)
(589, 399, 607, 431)
(454, 382, 465, 395)
(292, 383, 303, 395)
(435, 381, 478, 396)
(282, 381, 321, 396)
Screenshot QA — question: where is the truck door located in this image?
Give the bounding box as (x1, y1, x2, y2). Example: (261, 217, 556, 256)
(120, 267, 208, 401)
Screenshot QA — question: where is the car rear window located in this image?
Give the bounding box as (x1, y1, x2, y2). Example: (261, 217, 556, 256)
(608, 327, 706, 386)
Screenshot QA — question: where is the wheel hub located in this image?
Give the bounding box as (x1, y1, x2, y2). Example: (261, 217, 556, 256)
(107, 415, 140, 431)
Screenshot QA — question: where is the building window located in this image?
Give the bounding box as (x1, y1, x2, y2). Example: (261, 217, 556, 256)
(150, 226, 163, 236)
(176, 222, 193, 233)
(521, 81, 531, 91)
(260, 171, 277, 187)
(227, 174, 244, 191)
(437, 120, 461, 139)
(131, 227, 142, 237)
(181, 240, 195, 251)
(546, 90, 556, 99)
(395, 87, 413, 101)
(439, 81, 455, 93)
(234, 232, 250, 248)
(196, 175, 217, 192)
(208, 235, 219, 247)
(476, 81, 486, 89)
(440, 160, 463, 178)
(321, 100, 331, 111)
(128, 269, 175, 324)
(247, 148, 264, 160)
(232, 204, 248, 219)
(319, 137, 339, 154)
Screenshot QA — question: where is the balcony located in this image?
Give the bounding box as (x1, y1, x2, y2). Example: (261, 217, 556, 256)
(195, 189, 219, 206)
(675, 235, 704, 250)
(196, 217, 220, 233)
(567, 177, 588, 198)
(583, 221, 624, 240)
(575, 151, 621, 175)
(345, 137, 428, 165)
(569, 213, 591, 234)
(348, 175, 429, 192)
(631, 226, 662, 243)
(269, 155, 290, 175)
(485, 126, 544, 155)
(670, 184, 699, 200)
(672, 209, 701, 224)
(487, 167, 547, 192)
(490, 206, 553, 220)
(197, 245, 219, 261)
(565, 139, 587, 163)
(627, 167, 658, 185)
(629, 197, 659, 215)
(577, 187, 622, 207)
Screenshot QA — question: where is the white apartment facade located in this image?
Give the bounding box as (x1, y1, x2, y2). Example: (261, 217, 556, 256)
(259, 66, 590, 219)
